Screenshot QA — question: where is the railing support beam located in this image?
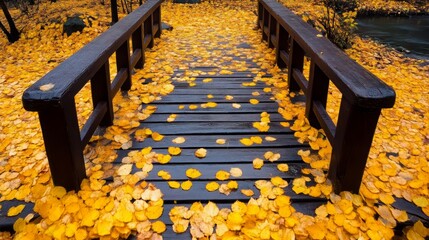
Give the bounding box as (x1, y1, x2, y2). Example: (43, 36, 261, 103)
(38, 100, 86, 191)
(329, 99, 381, 193)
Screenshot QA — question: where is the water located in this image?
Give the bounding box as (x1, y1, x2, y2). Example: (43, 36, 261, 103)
(356, 16, 429, 60)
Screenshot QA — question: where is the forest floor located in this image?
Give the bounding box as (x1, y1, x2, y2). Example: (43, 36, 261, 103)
(0, 0, 428, 239)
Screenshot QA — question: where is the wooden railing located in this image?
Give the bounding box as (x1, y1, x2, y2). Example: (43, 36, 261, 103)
(22, 0, 163, 191)
(258, 0, 396, 193)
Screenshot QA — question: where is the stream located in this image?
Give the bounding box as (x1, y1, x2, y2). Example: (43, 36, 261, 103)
(356, 16, 429, 60)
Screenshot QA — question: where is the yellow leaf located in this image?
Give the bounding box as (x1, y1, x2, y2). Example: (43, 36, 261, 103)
(167, 114, 177, 122)
(168, 181, 181, 189)
(189, 104, 198, 110)
(172, 137, 186, 144)
(207, 94, 214, 98)
(232, 103, 241, 109)
(146, 205, 163, 220)
(157, 154, 171, 164)
(7, 204, 25, 217)
(168, 146, 182, 156)
(230, 168, 242, 177)
(277, 163, 289, 172)
(152, 221, 166, 233)
(203, 78, 213, 83)
(157, 170, 171, 180)
(413, 196, 429, 208)
(181, 180, 192, 191)
(265, 136, 277, 142)
(249, 99, 259, 104)
(227, 181, 238, 190)
(250, 136, 262, 144)
(39, 83, 55, 91)
(195, 148, 207, 158)
(240, 138, 253, 146)
(206, 182, 220, 192)
(152, 132, 164, 141)
(206, 102, 217, 108)
(97, 219, 113, 236)
(216, 170, 230, 181)
(117, 164, 133, 176)
(186, 168, 202, 179)
(253, 158, 264, 169)
(225, 95, 234, 100)
(216, 138, 226, 144)
(240, 189, 254, 197)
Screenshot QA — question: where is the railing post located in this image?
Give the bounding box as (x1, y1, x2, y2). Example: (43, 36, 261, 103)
(306, 61, 329, 128)
(268, 15, 276, 48)
(257, 2, 263, 28)
(37, 99, 86, 191)
(276, 24, 289, 68)
(144, 16, 154, 48)
(262, 8, 269, 42)
(328, 98, 381, 193)
(153, 6, 161, 38)
(288, 39, 304, 92)
(116, 40, 132, 91)
(132, 25, 145, 69)
(91, 62, 114, 126)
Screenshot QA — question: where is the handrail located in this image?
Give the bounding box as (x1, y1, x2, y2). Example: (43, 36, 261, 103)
(22, 0, 163, 191)
(258, 0, 396, 193)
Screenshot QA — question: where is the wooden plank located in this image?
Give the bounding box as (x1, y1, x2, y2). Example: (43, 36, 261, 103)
(135, 181, 316, 202)
(116, 147, 303, 164)
(152, 102, 280, 114)
(131, 134, 304, 149)
(173, 81, 266, 89)
(138, 122, 292, 134)
(155, 94, 273, 104)
(0, 200, 36, 232)
(137, 162, 305, 181)
(169, 88, 273, 95)
(143, 113, 286, 123)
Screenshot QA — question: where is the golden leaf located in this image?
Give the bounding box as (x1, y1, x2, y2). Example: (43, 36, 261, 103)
(195, 148, 207, 158)
(240, 189, 254, 197)
(152, 132, 164, 142)
(168, 181, 181, 189)
(39, 83, 55, 91)
(172, 137, 186, 144)
(152, 221, 166, 233)
(240, 138, 253, 146)
(249, 99, 259, 105)
(253, 158, 264, 169)
(168, 146, 182, 156)
(7, 204, 25, 217)
(206, 182, 220, 192)
(181, 180, 193, 191)
(186, 168, 202, 179)
(216, 138, 226, 144)
(216, 170, 230, 181)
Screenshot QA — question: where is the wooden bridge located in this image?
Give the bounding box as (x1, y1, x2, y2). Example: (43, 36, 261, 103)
(3, 0, 428, 237)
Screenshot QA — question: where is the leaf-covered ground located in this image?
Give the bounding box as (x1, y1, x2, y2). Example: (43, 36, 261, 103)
(0, 0, 428, 239)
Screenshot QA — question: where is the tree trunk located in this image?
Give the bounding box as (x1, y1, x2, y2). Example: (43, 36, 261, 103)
(0, 0, 20, 43)
(111, 0, 118, 23)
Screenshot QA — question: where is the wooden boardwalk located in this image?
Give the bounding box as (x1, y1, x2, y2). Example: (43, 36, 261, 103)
(119, 68, 326, 237)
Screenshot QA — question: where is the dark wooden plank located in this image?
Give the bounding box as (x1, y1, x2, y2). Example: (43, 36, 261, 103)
(139, 162, 305, 181)
(131, 134, 303, 149)
(173, 81, 266, 89)
(152, 102, 279, 114)
(140, 181, 317, 202)
(155, 95, 274, 104)
(138, 122, 292, 134)
(143, 113, 286, 123)
(0, 200, 36, 232)
(116, 147, 303, 164)
(170, 88, 272, 95)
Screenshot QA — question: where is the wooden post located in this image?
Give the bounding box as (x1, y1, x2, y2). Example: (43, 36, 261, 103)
(144, 16, 154, 48)
(268, 15, 276, 48)
(328, 98, 381, 193)
(37, 99, 86, 191)
(306, 61, 329, 128)
(116, 40, 132, 91)
(132, 25, 145, 69)
(257, 2, 263, 28)
(276, 24, 289, 68)
(91, 62, 114, 126)
(262, 8, 269, 42)
(153, 6, 161, 38)
(111, 0, 118, 23)
(288, 39, 304, 92)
